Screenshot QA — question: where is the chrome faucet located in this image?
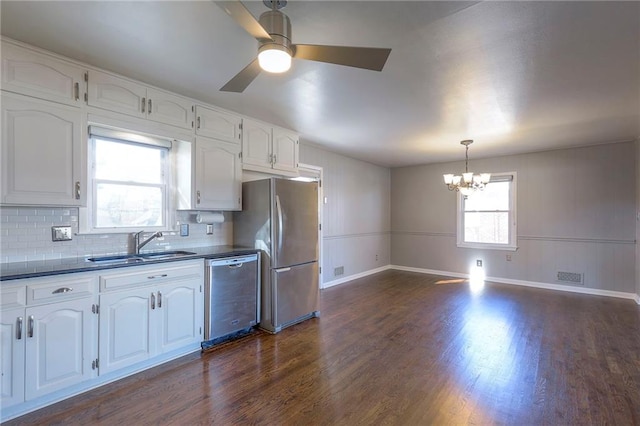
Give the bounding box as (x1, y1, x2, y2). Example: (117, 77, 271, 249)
(133, 231, 163, 254)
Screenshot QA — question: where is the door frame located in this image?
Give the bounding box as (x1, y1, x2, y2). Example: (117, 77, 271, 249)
(296, 164, 324, 288)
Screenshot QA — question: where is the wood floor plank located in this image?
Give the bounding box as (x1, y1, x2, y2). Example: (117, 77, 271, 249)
(6, 270, 640, 425)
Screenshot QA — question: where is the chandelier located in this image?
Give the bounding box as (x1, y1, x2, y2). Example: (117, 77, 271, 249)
(443, 140, 491, 196)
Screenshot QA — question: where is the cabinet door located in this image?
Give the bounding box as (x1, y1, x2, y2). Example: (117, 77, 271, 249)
(1, 92, 84, 206)
(1, 41, 85, 106)
(87, 70, 146, 118)
(156, 280, 203, 354)
(194, 137, 242, 210)
(0, 308, 25, 409)
(99, 289, 153, 375)
(241, 119, 272, 170)
(195, 106, 241, 142)
(147, 88, 194, 130)
(272, 127, 299, 174)
(24, 297, 94, 400)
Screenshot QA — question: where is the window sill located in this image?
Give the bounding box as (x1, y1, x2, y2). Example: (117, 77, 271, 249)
(457, 242, 518, 251)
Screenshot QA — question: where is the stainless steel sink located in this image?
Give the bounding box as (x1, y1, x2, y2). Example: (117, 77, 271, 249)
(87, 251, 196, 263)
(138, 250, 196, 260)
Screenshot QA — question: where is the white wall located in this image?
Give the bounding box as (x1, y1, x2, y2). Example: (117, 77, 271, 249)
(391, 142, 637, 294)
(300, 143, 390, 285)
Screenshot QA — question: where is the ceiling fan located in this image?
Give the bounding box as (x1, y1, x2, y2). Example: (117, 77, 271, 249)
(215, 0, 392, 92)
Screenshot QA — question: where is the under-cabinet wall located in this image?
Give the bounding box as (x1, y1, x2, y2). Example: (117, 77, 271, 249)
(391, 141, 637, 294)
(299, 143, 391, 286)
(0, 208, 232, 263)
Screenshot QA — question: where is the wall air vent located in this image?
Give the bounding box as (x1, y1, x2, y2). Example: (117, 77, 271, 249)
(557, 271, 583, 284)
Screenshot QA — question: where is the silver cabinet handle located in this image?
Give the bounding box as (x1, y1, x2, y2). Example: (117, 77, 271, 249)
(275, 267, 291, 273)
(74, 82, 79, 101)
(28, 315, 34, 338)
(268, 153, 273, 164)
(196, 190, 201, 204)
(147, 274, 168, 280)
(197, 116, 201, 129)
(273, 154, 277, 164)
(148, 98, 152, 114)
(228, 263, 244, 269)
(75, 181, 81, 200)
(52, 287, 73, 294)
(16, 317, 23, 340)
(157, 291, 162, 308)
(151, 292, 155, 310)
(142, 97, 146, 113)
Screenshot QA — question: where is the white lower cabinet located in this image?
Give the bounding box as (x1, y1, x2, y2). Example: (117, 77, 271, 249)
(1, 276, 97, 411)
(24, 297, 95, 400)
(1, 307, 26, 408)
(1, 259, 205, 421)
(98, 260, 204, 375)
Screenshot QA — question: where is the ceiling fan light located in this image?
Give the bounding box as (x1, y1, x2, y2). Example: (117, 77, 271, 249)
(258, 44, 292, 73)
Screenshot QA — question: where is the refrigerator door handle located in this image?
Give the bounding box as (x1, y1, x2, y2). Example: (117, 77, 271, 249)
(275, 267, 291, 273)
(275, 194, 283, 253)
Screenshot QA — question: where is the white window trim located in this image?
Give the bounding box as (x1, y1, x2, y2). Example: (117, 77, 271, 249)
(456, 171, 518, 251)
(79, 125, 177, 235)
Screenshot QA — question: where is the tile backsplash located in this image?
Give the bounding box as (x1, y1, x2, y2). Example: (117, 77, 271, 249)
(0, 207, 233, 263)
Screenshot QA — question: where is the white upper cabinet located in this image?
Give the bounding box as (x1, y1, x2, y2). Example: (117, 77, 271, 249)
(195, 105, 241, 143)
(194, 137, 242, 211)
(1, 92, 85, 206)
(242, 119, 299, 176)
(272, 127, 299, 174)
(1, 41, 86, 106)
(87, 70, 193, 129)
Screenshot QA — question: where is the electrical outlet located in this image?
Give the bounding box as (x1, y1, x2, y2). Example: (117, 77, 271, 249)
(506, 254, 512, 261)
(476, 259, 483, 267)
(206, 224, 214, 235)
(51, 226, 72, 242)
(375, 254, 379, 261)
(180, 224, 189, 236)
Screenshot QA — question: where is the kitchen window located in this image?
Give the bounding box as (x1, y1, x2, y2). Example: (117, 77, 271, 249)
(457, 172, 517, 250)
(80, 126, 172, 233)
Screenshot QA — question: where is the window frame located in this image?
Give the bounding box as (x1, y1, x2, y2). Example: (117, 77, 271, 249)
(79, 126, 175, 234)
(456, 172, 517, 251)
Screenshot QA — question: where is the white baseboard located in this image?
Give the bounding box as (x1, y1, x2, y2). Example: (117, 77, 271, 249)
(321, 264, 640, 303)
(391, 265, 640, 302)
(321, 265, 391, 289)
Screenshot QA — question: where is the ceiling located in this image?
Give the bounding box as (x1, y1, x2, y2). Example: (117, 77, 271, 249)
(1, 1, 638, 167)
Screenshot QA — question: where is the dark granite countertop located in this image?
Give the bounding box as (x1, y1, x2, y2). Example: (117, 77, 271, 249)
(0, 246, 260, 281)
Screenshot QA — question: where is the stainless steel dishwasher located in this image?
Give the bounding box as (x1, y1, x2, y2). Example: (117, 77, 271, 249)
(205, 254, 260, 341)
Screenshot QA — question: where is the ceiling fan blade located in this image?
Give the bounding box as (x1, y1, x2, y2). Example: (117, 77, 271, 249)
(220, 58, 262, 92)
(215, 1, 272, 42)
(293, 44, 391, 71)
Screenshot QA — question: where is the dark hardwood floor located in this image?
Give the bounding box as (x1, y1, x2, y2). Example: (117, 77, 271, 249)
(7, 270, 640, 425)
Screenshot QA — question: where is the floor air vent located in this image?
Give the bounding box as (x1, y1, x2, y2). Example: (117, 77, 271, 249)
(557, 271, 583, 284)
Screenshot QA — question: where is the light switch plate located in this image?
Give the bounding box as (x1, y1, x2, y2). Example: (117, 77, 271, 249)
(52, 226, 72, 242)
(180, 224, 189, 237)
(206, 224, 214, 235)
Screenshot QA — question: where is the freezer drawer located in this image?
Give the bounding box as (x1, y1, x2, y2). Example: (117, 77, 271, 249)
(273, 261, 319, 329)
(205, 254, 259, 341)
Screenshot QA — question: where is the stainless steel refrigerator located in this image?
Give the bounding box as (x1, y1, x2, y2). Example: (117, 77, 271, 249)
(233, 178, 319, 333)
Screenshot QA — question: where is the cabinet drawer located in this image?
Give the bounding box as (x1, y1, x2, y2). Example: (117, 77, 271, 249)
(0, 285, 26, 309)
(100, 260, 203, 292)
(26, 276, 96, 304)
